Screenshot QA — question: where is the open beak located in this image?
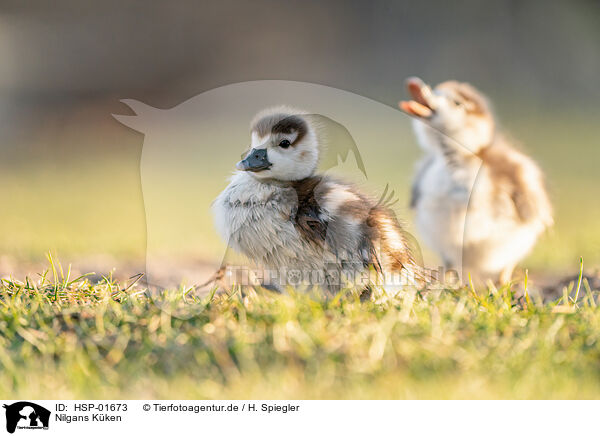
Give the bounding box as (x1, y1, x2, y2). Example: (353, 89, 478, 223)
(399, 77, 436, 118)
(236, 148, 272, 172)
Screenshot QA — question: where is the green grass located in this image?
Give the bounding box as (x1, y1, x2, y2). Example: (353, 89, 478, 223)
(1, 107, 599, 399)
(2, 258, 600, 399)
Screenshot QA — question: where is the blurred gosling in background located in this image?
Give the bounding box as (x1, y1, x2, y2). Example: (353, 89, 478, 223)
(400, 77, 553, 284)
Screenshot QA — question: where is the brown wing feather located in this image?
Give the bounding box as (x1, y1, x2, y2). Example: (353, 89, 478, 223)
(478, 139, 552, 225)
(292, 176, 328, 245)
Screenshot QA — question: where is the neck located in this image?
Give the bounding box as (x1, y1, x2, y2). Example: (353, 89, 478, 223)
(243, 173, 293, 187)
(432, 129, 495, 165)
(245, 172, 319, 187)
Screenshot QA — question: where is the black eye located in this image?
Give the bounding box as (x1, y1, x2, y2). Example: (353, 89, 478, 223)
(278, 139, 291, 148)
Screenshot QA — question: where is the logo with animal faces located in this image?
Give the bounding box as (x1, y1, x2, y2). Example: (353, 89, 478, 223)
(2, 402, 50, 434)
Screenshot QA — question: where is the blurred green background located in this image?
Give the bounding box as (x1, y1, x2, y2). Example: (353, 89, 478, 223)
(0, 0, 599, 278)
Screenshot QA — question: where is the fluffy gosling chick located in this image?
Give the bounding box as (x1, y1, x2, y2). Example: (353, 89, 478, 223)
(400, 78, 553, 283)
(213, 106, 420, 293)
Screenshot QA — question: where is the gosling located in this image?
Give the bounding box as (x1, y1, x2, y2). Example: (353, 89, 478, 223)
(400, 78, 553, 283)
(212, 106, 421, 293)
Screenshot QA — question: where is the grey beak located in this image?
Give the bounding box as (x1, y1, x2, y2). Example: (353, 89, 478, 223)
(236, 148, 272, 172)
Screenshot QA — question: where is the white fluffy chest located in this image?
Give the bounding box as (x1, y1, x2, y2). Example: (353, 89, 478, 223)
(419, 158, 474, 207)
(212, 172, 321, 270)
(415, 157, 476, 255)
